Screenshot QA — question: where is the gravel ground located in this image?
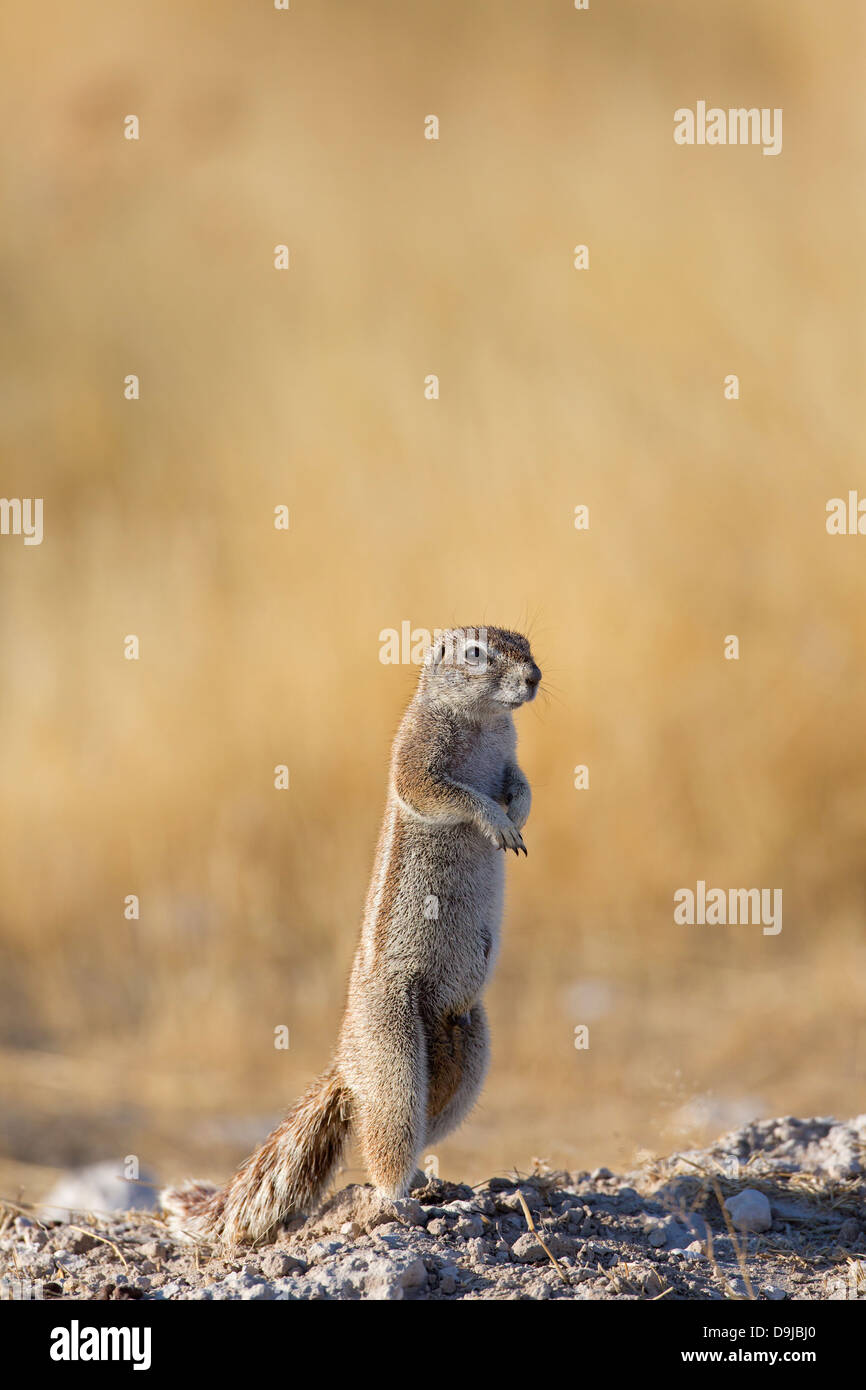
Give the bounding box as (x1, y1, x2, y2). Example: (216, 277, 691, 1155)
(2, 1115, 864, 1301)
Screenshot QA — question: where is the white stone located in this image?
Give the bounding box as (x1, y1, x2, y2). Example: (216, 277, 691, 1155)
(724, 1188, 772, 1233)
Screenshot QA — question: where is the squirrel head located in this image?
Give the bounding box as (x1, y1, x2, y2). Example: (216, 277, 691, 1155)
(420, 626, 542, 719)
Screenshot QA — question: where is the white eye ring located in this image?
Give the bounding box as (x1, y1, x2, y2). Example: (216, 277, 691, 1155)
(463, 642, 488, 665)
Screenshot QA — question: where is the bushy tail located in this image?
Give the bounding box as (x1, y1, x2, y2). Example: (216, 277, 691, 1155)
(160, 1066, 351, 1246)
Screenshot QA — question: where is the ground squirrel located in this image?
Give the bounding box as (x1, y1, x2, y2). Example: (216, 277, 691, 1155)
(161, 625, 541, 1244)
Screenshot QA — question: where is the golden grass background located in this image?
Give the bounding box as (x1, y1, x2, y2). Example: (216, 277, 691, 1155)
(0, 0, 864, 1199)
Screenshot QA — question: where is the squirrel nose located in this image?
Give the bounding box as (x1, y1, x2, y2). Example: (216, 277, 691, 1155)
(526, 665, 541, 689)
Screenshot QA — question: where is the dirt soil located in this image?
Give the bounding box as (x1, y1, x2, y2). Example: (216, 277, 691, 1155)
(1, 1116, 864, 1301)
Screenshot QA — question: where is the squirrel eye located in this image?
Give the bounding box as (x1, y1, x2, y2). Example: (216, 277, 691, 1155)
(465, 645, 481, 661)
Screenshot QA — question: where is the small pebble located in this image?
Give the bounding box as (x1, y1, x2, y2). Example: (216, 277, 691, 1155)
(724, 1189, 772, 1234)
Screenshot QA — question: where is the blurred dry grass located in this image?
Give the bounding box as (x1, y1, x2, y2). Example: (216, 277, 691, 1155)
(0, 0, 864, 1199)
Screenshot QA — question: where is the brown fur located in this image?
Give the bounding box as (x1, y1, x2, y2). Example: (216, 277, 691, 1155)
(161, 626, 539, 1245)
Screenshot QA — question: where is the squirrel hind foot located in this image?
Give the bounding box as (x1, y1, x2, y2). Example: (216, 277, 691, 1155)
(159, 1179, 225, 1242)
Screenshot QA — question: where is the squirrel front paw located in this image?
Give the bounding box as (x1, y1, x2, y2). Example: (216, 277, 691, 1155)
(504, 784, 531, 830)
(481, 807, 527, 856)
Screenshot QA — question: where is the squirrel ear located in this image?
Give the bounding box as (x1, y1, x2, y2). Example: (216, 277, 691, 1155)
(427, 639, 446, 669)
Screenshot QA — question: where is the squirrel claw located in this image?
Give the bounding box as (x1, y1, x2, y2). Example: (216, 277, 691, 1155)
(488, 816, 526, 856)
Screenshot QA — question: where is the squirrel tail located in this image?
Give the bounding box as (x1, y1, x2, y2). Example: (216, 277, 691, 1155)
(160, 1065, 352, 1245)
